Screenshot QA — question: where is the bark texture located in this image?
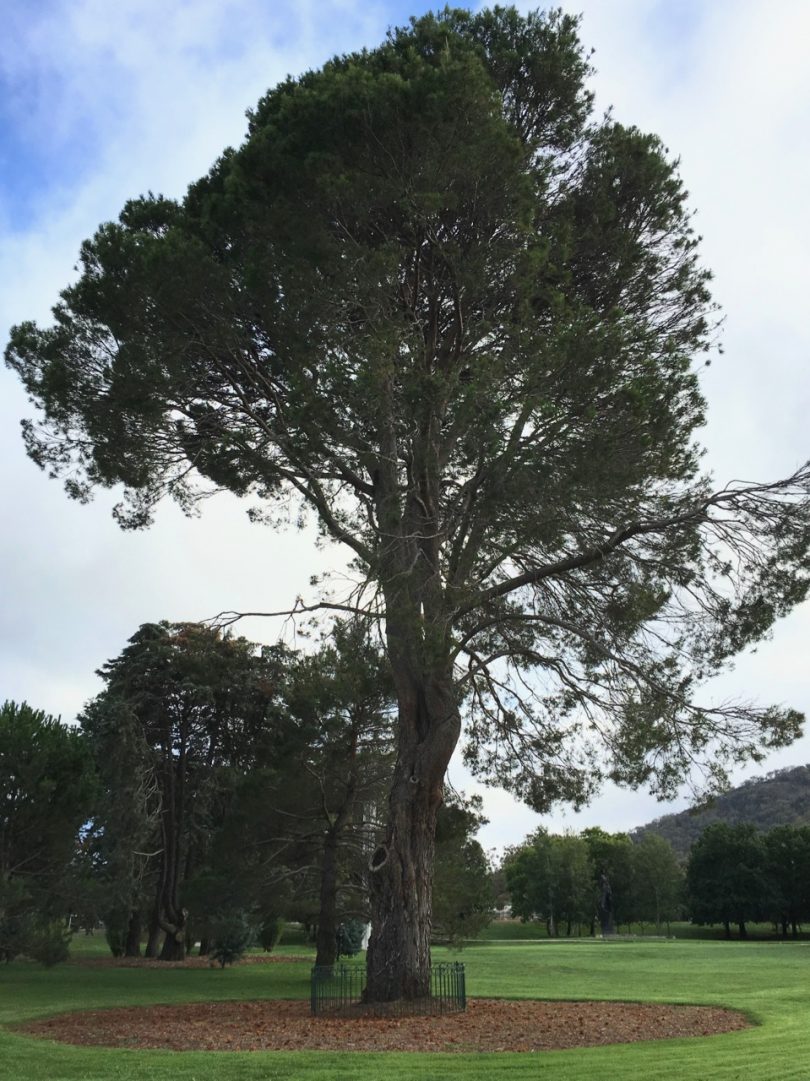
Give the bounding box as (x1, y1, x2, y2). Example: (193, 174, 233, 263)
(156, 733, 187, 961)
(315, 831, 341, 967)
(124, 910, 142, 957)
(144, 908, 161, 958)
(365, 671, 460, 1001)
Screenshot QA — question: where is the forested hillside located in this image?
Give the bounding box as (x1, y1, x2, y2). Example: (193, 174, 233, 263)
(634, 766, 810, 857)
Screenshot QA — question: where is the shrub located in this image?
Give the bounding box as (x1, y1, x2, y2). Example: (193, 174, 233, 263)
(336, 918, 366, 958)
(28, 920, 72, 967)
(210, 911, 253, 968)
(103, 913, 128, 958)
(259, 915, 285, 952)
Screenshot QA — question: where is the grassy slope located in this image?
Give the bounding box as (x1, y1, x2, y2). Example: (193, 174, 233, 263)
(1, 939, 809, 1081)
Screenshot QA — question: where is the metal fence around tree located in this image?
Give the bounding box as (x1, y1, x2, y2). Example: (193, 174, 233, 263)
(310, 962, 466, 1016)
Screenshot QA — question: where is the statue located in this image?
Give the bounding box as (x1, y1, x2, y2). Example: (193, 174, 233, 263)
(598, 872, 615, 937)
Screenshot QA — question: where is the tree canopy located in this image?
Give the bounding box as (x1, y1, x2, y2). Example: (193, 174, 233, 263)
(261, 619, 395, 965)
(686, 822, 769, 937)
(79, 619, 397, 964)
(0, 701, 96, 894)
(432, 792, 494, 945)
(0, 701, 96, 961)
(81, 622, 289, 959)
(6, 5, 810, 998)
(503, 825, 683, 936)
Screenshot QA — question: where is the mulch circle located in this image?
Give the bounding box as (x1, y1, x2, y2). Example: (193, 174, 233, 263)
(17, 998, 749, 1052)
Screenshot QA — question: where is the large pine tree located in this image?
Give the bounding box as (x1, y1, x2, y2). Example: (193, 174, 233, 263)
(6, 8, 810, 999)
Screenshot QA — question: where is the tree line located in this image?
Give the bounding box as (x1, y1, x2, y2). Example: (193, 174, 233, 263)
(687, 822, 810, 938)
(503, 828, 683, 936)
(503, 821, 810, 940)
(5, 615, 808, 968)
(0, 620, 492, 966)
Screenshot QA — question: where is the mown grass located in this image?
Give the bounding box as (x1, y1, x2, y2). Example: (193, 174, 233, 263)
(2, 936, 809, 1080)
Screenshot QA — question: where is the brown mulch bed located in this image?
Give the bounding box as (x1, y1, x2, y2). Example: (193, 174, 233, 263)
(17, 998, 749, 1053)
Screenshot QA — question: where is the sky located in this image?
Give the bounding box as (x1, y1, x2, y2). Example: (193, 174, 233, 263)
(1, 0, 809, 855)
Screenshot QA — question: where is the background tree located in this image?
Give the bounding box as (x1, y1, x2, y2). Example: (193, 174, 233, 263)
(181, 765, 299, 954)
(431, 792, 494, 945)
(8, 7, 810, 999)
(687, 822, 768, 938)
(581, 828, 636, 934)
(631, 832, 683, 932)
(489, 862, 512, 918)
(505, 827, 642, 938)
(0, 701, 96, 961)
(762, 825, 810, 938)
(503, 828, 592, 937)
(503, 830, 556, 932)
(180, 620, 395, 965)
(82, 623, 287, 959)
(79, 697, 160, 956)
(549, 833, 593, 937)
(281, 621, 395, 965)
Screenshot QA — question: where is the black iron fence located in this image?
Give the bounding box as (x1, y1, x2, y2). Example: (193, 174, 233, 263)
(310, 961, 466, 1017)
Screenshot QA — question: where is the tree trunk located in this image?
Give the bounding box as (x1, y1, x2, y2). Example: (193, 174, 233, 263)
(365, 778, 439, 1001)
(198, 937, 210, 956)
(159, 920, 186, 961)
(315, 829, 341, 967)
(157, 751, 187, 961)
(144, 906, 162, 958)
(738, 921, 747, 939)
(547, 887, 556, 938)
(364, 671, 460, 1002)
(723, 920, 731, 939)
(124, 910, 142, 957)
(314, 727, 359, 968)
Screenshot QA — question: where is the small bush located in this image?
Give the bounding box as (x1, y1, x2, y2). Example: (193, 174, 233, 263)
(259, 915, 285, 952)
(336, 918, 367, 958)
(28, 920, 72, 967)
(210, 911, 253, 968)
(104, 918, 127, 958)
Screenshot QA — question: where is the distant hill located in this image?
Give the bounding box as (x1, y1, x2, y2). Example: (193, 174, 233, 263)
(633, 765, 810, 858)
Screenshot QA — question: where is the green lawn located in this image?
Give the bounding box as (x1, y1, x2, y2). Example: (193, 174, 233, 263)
(2, 937, 809, 1080)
